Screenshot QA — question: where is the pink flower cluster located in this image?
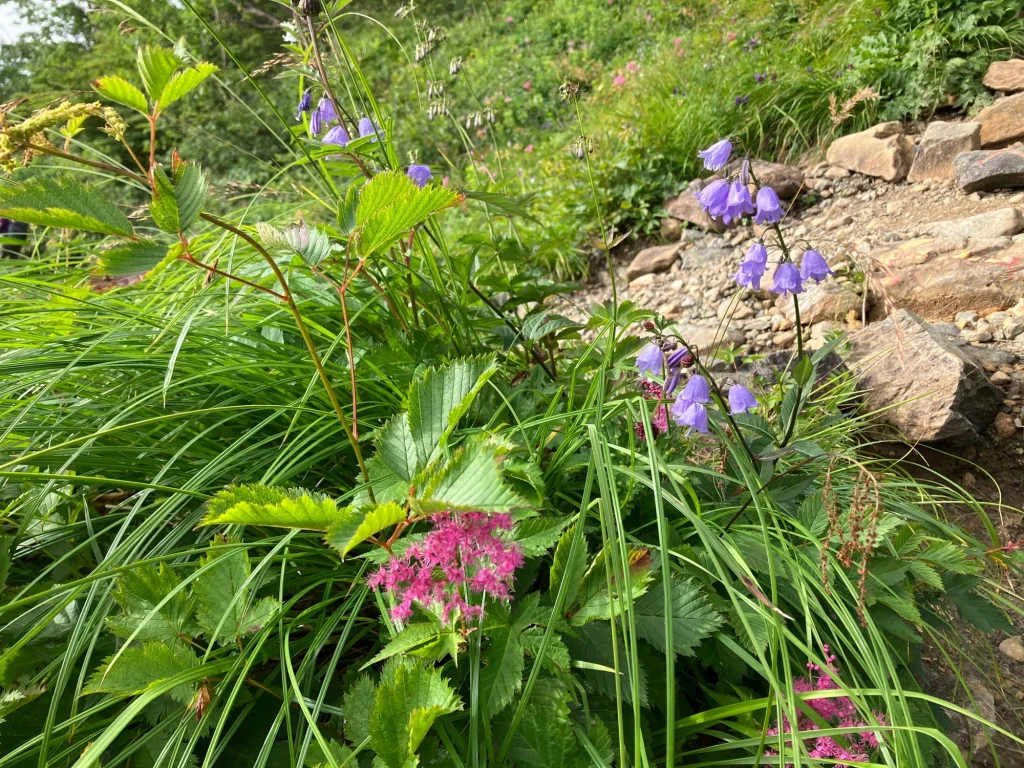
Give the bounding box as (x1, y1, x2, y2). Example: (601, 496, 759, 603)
(367, 512, 524, 625)
(764, 646, 884, 767)
(634, 380, 670, 441)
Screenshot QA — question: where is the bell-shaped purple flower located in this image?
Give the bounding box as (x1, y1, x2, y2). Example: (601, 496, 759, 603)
(747, 242, 768, 265)
(317, 96, 339, 124)
(323, 125, 350, 147)
(670, 399, 709, 433)
(407, 164, 433, 188)
(800, 249, 834, 284)
(296, 89, 312, 121)
(735, 259, 766, 290)
(754, 187, 784, 225)
(722, 181, 755, 224)
(728, 384, 758, 414)
(309, 105, 324, 137)
(771, 262, 804, 297)
(358, 117, 381, 142)
(696, 179, 731, 219)
(636, 343, 664, 378)
(680, 374, 710, 404)
(697, 139, 732, 172)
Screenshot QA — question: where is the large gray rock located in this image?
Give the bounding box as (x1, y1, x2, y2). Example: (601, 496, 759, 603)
(782, 281, 862, 325)
(922, 207, 1024, 240)
(663, 179, 727, 233)
(908, 121, 981, 183)
(953, 146, 1024, 192)
(723, 158, 805, 199)
(984, 59, 1024, 93)
(975, 92, 1024, 147)
(626, 243, 682, 280)
(825, 122, 914, 182)
(671, 322, 746, 351)
(845, 309, 1003, 442)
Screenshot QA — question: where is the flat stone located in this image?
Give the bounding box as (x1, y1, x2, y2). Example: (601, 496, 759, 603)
(783, 281, 861, 325)
(626, 243, 682, 281)
(966, 236, 1012, 257)
(723, 158, 805, 199)
(678, 246, 731, 270)
(908, 121, 981, 183)
(984, 60, 1024, 93)
(825, 121, 914, 183)
(923, 207, 1024, 239)
(824, 165, 851, 180)
(975, 92, 1024, 147)
(953, 146, 1024, 192)
(845, 309, 1003, 442)
(670, 322, 746, 351)
(999, 636, 1024, 662)
(663, 180, 727, 233)
(963, 345, 1018, 369)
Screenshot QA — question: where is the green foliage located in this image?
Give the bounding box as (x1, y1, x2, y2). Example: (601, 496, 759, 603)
(0, 176, 133, 236)
(193, 538, 280, 644)
(107, 563, 194, 643)
(256, 221, 338, 267)
(413, 438, 528, 514)
(92, 75, 149, 114)
(84, 642, 197, 704)
(96, 241, 172, 279)
(150, 163, 207, 234)
(203, 484, 351, 530)
(631, 576, 723, 656)
(325, 501, 406, 559)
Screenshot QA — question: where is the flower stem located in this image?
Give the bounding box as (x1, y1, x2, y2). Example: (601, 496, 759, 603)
(574, 101, 617, 311)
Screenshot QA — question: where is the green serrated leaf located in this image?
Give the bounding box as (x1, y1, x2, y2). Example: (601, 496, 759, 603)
(107, 562, 194, 643)
(193, 539, 279, 644)
(202, 484, 353, 531)
(150, 164, 207, 234)
(84, 641, 197, 704)
(413, 439, 527, 515)
(369, 660, 462, 768)
(97, 241, 170, 278)
(255, 221, 336, 267)
(137, 46, 181, 100)
(325, 501, 406, 559)
(0, 176, 133, 236)
(338, 183, 359, 235)
(499, 679, 588, 768)
(549, 525, 587, 604)
(150, 166, 180, 233)
(365, 622, 448, 668)
(354, 170, 463, 258)
(513, 515, 568, 557)
(344, 675, 376, 747)
(157, 62, 218, 110)
(93, 75, 149, 113)
(376, 414, 420, 484)
(407, 356, 497, 468)
(632, 576, 723, 656)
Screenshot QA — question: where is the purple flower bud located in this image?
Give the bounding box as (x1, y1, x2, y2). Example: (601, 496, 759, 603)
(680, 374, 710, 404)
(728, 384, 758, 414)
(323, 125, 350, 147)
(317, 96, 339, 124)
(296, 89, 312, 121)
(739, 156, 751, 186)
(407, 164, 433, 188)
(664, 371, 681, 395)
(800, 249, 834, 283)
(771, 262, 804, 297)
(666, 346, 692, 370)
(754, 187, 784, 225)
(309, 105, 324, 137)
(636, 343, 665, 378)
(697, 139, 732, 172)
(696, 179, 731, 219)
(734, 95, 749, 106)
(358, 116, 381, 142)
(670, 399, 709, 433)
(722, 181, 755, 224)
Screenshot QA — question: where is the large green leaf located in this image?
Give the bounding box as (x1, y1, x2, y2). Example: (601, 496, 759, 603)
(0, 177, 133, 236)
(107, 563, 195, 643)
(479, 596, 544, 714)
(549, 525, 587, 603)
(84, 641, 197, 704)
(157, 62, 218, 110)
(498, 679, 588, 768)
(202, 484, 353, 531)
(137, 46, 181, 100)
(369, 660, 462, 768)
(407, 356, 496, 468)
(325, 501, 406, 559)
(375, 414, 420, 483)
(255, 221, 337, 267)
(353, 170, 463, 258)
(344, 676, 376, 747)
(92, 75, 149, 114)
(193, 539, 280, 644)
(631, 576, 723, 656)
(96, 241, 171, 278)
(413, 439, 527, 515)
(150, 164, 207, 234)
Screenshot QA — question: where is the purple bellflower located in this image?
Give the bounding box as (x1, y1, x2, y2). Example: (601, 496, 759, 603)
(636, 343, 665, 378)
(696, 179, 731, 219)
(309, 106, 324, 137)
(358, 117, 381, 142)
(697, 139, 732, 172)
(735, 259, 766, 290)
(722, 180, 755, 224)
(728, 384, 758, 414)
(680, 374, 710, 404)
(296, 89, 312, 121)
(407, 164, 433, 188)
(323, 125, 350, 147)
(754, 187, 784, 225)
(800, 249, 834, 283)
(671, 399, 709, 433)
(317, 96, 339, 124)
(772, 262, 804, 297)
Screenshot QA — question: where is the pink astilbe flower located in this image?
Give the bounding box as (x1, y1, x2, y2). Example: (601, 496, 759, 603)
(634, 380, 670, 441)
(762, 646, 886, 768)
(367, 512, 524, 625)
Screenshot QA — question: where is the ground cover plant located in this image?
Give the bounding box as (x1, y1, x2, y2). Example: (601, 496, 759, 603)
(1, 1, 1024, 767)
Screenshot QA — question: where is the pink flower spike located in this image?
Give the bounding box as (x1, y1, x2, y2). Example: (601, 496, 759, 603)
(522, 80, 532, 91)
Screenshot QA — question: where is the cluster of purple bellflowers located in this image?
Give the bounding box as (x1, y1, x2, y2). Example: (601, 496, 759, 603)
(297, 89, 433, 188)
(695, 139, 834, 297)
(636, 340, 757, 435)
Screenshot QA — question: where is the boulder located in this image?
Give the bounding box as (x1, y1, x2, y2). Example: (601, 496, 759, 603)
(626, 243, 682, 281)
(953, 146, 1024, 192)
(663, 181, 727, 233)
(922, 207, 1024, 240)
(975, 92, 1024, 147)
(782, 281, 862, 325)
(845, 309, 1003, 442)
(869, 238, 1024, 321)
(825, 122, 914, 182)
(723, 158, 805, 198)
(907, 121, 981, 183)
(983, 60, 1024, 93)
(671, 322, 746, 351)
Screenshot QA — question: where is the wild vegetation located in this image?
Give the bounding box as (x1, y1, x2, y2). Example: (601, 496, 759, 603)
(1, 1, 1023, 767)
